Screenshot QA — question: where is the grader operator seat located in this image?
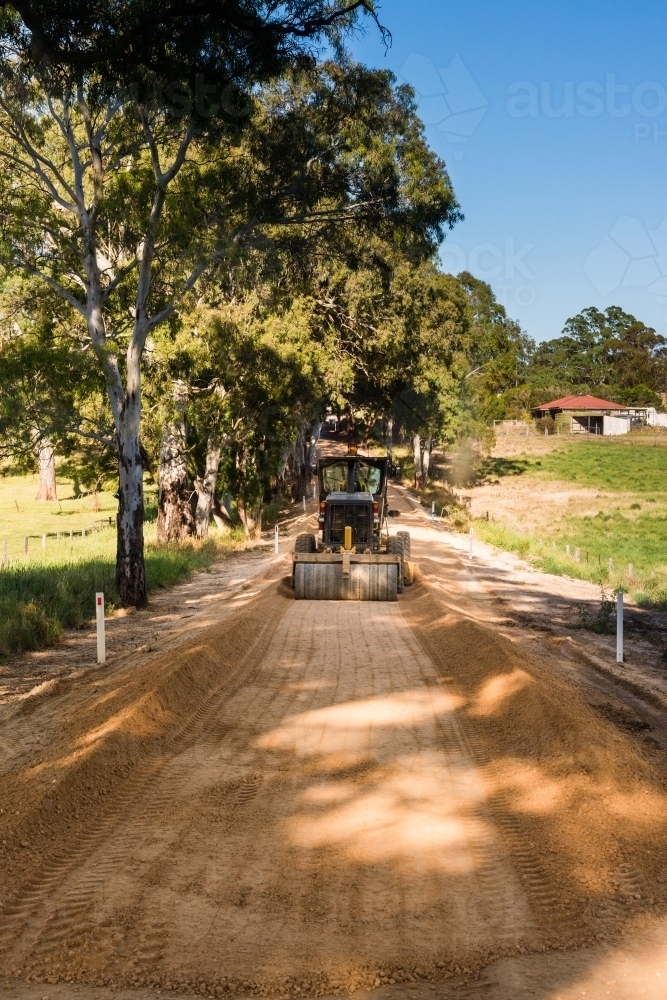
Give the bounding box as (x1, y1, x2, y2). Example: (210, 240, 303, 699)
(317, 456, 386, 551)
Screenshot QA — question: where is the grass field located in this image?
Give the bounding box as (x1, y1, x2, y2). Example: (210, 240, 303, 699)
(515, 437, 667, 493)
(400, 434, 667, 608)
(0, 473, 246, 658)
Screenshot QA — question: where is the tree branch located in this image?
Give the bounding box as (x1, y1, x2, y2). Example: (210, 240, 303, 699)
(8, 256, 87, 315)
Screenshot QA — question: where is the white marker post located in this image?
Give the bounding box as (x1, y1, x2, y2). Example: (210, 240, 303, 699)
(312, 483, 316, 499)
(274, 524, 279, 554)
(302, 495, 306, 511)
(469, 527, 474, 560)
(431, 500, 435, 521)
(616, 591, 623, 664)
(95, 592, 106, 664)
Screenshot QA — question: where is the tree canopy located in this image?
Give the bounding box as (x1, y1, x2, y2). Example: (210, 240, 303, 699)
(0, 44, 461, 603)
(524, 306, 667, 408)
(0, 1, 385, 90)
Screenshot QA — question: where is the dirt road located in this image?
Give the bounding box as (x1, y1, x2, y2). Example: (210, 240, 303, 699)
(1, 499, 667, 1000)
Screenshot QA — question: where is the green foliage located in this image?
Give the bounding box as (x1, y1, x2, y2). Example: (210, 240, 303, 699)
(0, 52, 464, 533)
(459, 272, 534, 394)
(0, 1, 384, 98)
(524, 305, 667, 406)
(442, 273, 534, 433)
(577, 587, 615, 634)
(0, 279, 112, 480)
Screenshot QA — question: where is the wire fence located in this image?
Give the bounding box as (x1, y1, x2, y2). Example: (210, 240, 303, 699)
(1, 517, 115, 568)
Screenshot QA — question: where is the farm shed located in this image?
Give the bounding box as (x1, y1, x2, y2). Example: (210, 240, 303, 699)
(531, 394, 633, 435)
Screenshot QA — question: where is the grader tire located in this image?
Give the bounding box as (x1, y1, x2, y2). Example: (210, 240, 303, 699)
(397, 531, 411, 560)
(294, 533, 316, 553)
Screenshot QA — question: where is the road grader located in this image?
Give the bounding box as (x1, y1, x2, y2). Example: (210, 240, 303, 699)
(292, 448, 412, 600)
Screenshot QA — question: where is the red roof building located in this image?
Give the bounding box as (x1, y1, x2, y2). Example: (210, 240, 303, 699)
(532, 394, 625, 412)
(531, 394, 633, 435)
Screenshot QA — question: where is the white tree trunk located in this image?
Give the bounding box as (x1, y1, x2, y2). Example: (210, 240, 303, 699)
(422, 436, 433, 485)
(308, 422, 322, 467)
(385, 416, 393, 465)
(36, 440, 57, 501)
(115, 366, 146, 607)
(413, 434, 421, 487)
(195, 433, 222, 539)
(157, 381, 195, 542)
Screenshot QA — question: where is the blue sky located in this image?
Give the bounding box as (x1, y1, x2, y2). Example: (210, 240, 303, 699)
(349, 0, 667, 343)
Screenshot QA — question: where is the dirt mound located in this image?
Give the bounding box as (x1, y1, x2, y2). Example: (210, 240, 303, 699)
(0, 583, 291, 907)
(401, 578, 667, 945)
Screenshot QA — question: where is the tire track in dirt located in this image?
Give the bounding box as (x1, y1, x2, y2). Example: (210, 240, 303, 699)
(2, 595, 533, 993)
(4, 521, 667, 998)
(0, 583, 292, 984)
(401, 541, 667, 952)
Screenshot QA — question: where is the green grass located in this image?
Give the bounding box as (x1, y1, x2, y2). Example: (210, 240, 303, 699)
(532, 439, 667, 493)
(473, 509, 667, 607)
(393, 437, 667, 608)
(0, 472, 119, 561)
(476, 440, 667, 604)
(0, 473, 247, 658)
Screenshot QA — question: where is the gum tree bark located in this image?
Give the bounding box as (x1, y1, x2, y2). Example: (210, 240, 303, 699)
(413, 434, 421, 487)
(284, 425, 311, 501)
(307, 422, 321, 470)
(384, 415, 393, 467)
(195, 433, 222, 539)
(157, 382, 195, 542)
(237, 498, 255, 538)
(112, 340, 147, 605)
(36, 439, 57, 501)
(421, 435, 433, 485)
(211, 495, 232, 534)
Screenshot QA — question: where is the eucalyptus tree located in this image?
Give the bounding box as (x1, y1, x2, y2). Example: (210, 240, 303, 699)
(0, 0, 382, 603)
(0, 31, 458, 604)
(0, 278, 109, 498)
(307, 258, 469, 478)
(526, 305, 667, 405)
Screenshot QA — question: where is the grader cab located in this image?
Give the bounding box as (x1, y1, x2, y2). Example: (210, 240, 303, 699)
(292, 451, 411, 600)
